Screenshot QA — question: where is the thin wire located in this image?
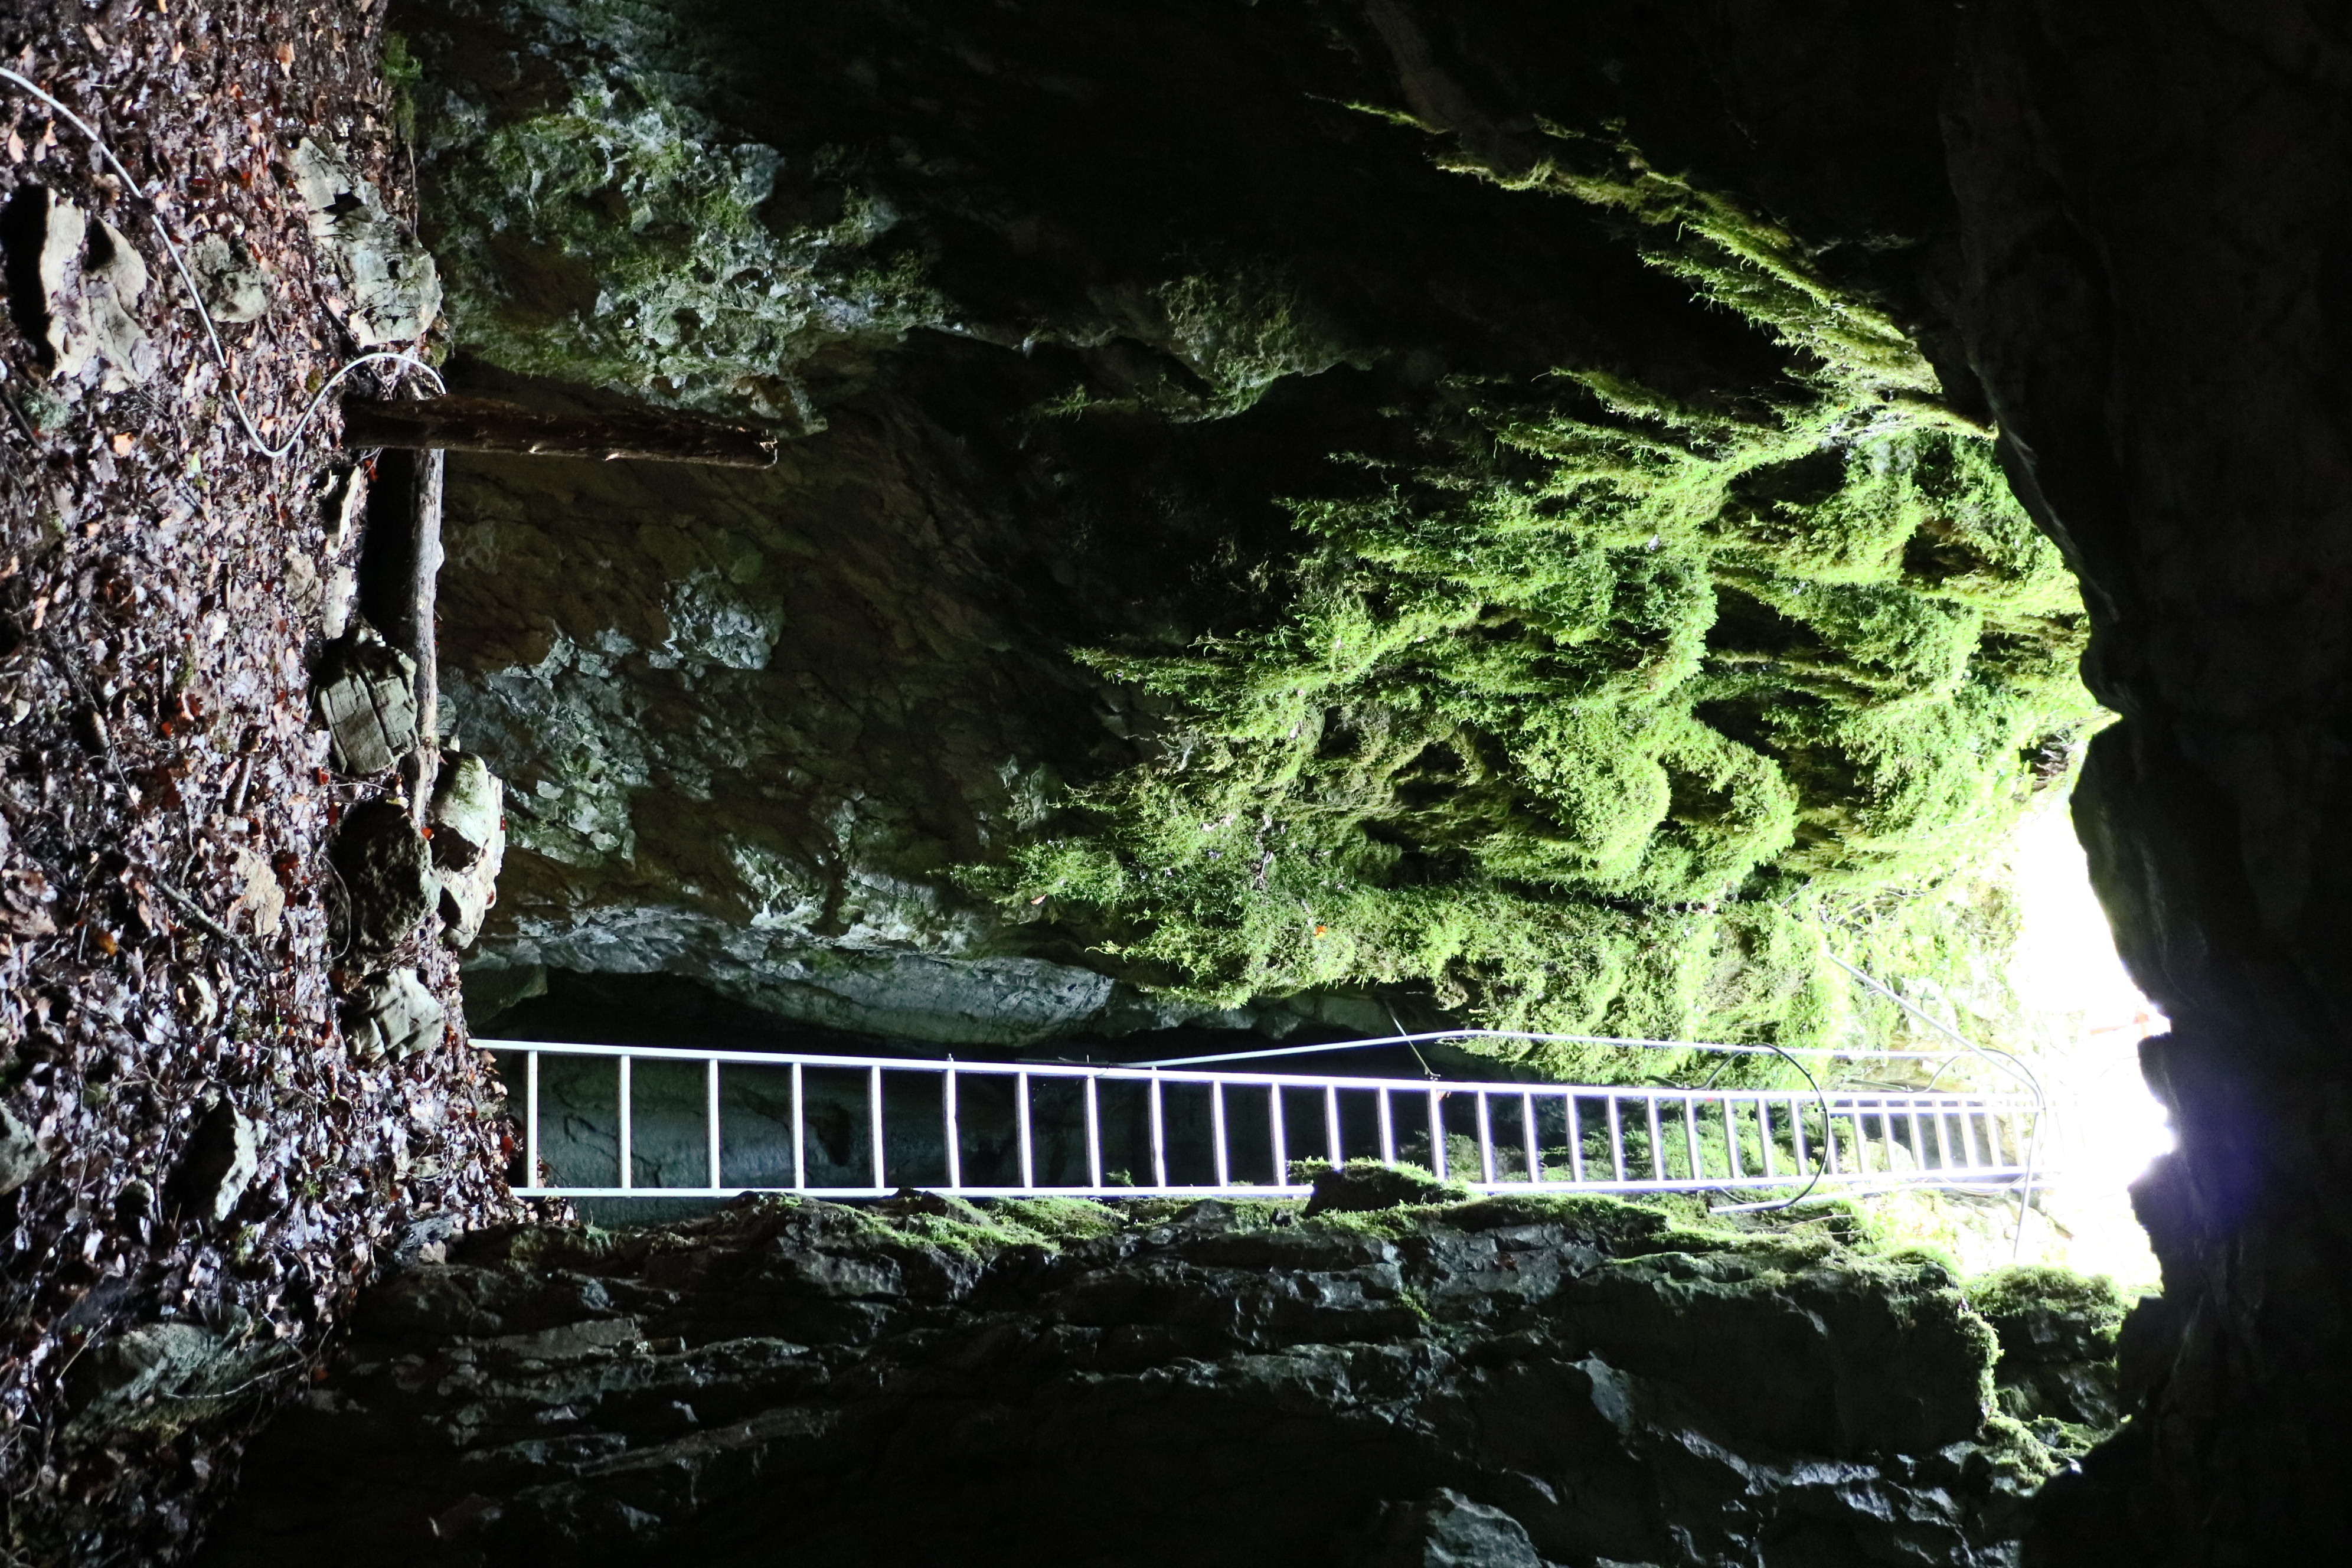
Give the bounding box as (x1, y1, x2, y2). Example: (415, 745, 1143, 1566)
(1819, 949, 2047, 1260)
(1136, 1027, 1972, 1070)
(1133, 1025, 1966, 1072)
(0, 64, 446, 463)
(1704, 1037, 1832, 1213)
(1384, 1004, 1440, 1081)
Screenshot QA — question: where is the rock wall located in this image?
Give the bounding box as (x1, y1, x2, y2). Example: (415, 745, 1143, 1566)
(434, 393, 1147, 1044)
(1941, 1, 2352, 1557)
(199, 1179, 2121, 1567)
(400, 0, 2099, 1057)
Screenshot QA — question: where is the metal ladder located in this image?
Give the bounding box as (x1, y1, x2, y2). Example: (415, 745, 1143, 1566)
(482, 1038, 2042, 1202)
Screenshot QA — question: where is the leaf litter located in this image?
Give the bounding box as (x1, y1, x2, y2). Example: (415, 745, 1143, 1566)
(0, 4, 531, 1560)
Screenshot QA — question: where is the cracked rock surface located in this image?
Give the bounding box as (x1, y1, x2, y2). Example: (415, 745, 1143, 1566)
(201, 1186, 2112, 1566)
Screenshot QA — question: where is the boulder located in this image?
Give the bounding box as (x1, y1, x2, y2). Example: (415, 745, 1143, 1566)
(346, 969, 446, 1065)
(312, 620, 420, 778)
(429, 750, 506, 949)
(164, 1097, 259, 1224)
(185, 233, 270, 325)
(427, 750, 502, 870)
(330, 798, 437, 956)
(0, 184, 155, 390)
(289, 138, 442, 347)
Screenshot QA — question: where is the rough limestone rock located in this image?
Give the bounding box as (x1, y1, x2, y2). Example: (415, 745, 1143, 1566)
(200, 1190, 2106, 1567)
(345, 969, 447, 1065)
(185, 233, 271, 325)
(433, 423, 1175, 1044)
(428, 749, 502, 869)
(1367, 1491, 1548, 1568)
(163, 1098, 259, 1225)
(0, 183, 155, 390)
(312, 620, 420, 778)
(329, 798, 437, 956)
(59, 1318, 290, 1449)
(429, 748, 506, 948)
(289, 137, 442, 346)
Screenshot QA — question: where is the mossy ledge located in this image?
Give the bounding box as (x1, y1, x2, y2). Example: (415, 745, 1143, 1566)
(203, 1179, 2125, 1564)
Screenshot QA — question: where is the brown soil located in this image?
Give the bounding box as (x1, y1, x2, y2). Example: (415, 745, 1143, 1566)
(0, 4, 512, 1560)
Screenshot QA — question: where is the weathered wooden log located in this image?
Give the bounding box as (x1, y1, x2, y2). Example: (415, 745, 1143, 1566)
(342, 394, 779, 468)
(356, 446, 445, 815)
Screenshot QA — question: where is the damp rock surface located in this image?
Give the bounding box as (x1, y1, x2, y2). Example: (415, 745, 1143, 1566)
(200, 1190, 2116, 1567)
(330, 797, 439, 956)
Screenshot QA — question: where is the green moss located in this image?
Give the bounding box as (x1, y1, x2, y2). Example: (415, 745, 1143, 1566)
(381, 31, 422, 148)
(1299, 1202, 1461, 1247)
(2023, 1415, 2110, 1465)
(410, 5, 2094, 1065)
(1971, 1412, 2067, 1491)
(984, 1196, 1126, 1244)
(969, 295, 2093, 1063)
(852, 1191, 1080, 1254)
(1299, 1158, 1469, 1213)
(1965, 1265, 2132, 1336)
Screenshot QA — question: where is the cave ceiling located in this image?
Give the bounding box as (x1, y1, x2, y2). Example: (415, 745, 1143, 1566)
(390, 0, 2096, 1057)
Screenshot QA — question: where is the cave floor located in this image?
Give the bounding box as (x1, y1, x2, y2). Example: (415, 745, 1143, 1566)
(0, 7, 511, 1560)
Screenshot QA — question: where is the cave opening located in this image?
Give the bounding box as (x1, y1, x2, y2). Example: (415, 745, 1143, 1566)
(0, 0, 2340, 1562)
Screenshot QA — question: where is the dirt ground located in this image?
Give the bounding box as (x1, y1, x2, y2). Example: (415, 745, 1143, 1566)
(0, 4, 512, 1560)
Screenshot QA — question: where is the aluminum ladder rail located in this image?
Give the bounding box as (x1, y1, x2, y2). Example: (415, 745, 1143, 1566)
(482, 1040, 2042, 1202)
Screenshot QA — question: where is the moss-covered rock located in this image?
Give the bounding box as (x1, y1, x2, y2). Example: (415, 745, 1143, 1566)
(203, 1192, 2115, 1565)
(403, 0, 2095, 1051)
(1968, 1264, 2132, 1432)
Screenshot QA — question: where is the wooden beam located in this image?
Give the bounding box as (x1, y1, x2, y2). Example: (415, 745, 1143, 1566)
(342, 394, 779, 468)
(357, 447, 445, 817)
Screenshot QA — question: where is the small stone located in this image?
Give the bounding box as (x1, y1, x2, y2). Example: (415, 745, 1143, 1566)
(312, 619, 419, 777)
(347, 969, 446, 1065)
(320, 564, 359, 641)
(0, 1102, 50, 1195)
(227, 845, 286, 938)
(330, 796, 437, 955)
(186, 233, 271, 325)
(285, 549, 324, 625)
(165, 1097, 260, 1224)
(427, 750, 504, 872)
(328, 465, 368, 551)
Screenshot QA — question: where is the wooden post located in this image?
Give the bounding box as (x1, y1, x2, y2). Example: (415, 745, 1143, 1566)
(342, 394, 778, 468)
(357, 446, 444, 818)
